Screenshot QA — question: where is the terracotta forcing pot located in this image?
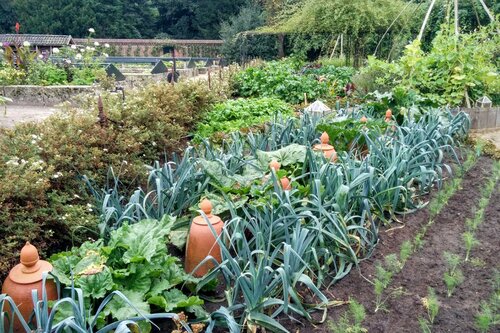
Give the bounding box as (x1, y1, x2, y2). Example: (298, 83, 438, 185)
(2, 242, 57, 331)
(313, 132, 337, 162)
(185, 199, 224, 277)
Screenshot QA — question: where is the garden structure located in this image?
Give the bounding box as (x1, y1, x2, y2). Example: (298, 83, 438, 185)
(0, 10, 499, 333)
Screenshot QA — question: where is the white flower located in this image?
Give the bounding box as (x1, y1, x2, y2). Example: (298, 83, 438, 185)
(52, 47, 60, 54)
(103, 53, 109, 58)
(71, 44, 77, 49)
(38, 54, 43, 59)
(104, 43, 110, 48)
(52, 172, 63, 179)
(85, 46, 91, 51)
(88, 28, 95, 33)
(65, 59, 71, 64)
(31, 140, 37, 144)
(94, 41, 100, 46)
(90, 47, 95, 52)
(75, 53, 82, 60)
(23, 41, 30, 47)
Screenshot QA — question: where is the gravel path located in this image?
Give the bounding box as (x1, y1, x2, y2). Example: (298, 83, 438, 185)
(0, 104, 59, 128)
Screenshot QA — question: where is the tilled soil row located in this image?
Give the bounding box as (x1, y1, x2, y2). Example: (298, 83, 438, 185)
(433, 178, 500, 332)
(302, 156, 496, 333)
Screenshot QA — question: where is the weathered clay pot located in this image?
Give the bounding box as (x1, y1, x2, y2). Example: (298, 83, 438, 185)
(2, 242, 57, 331)
(185, 199, 224, 277)
(313, 132, 337, 162)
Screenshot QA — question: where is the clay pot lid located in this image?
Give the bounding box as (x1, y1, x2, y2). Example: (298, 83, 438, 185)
(314, 132, 335, 151)
(269, 160, 280, 171)
(8, 242, 53, 284)
(193, 199, 222, 226)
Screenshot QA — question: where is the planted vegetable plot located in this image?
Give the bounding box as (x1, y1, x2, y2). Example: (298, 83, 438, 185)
(1, 103, 489, 333)
(77, 110, 470, 331)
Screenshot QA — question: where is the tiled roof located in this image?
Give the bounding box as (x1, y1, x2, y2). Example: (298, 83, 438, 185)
(0, 34, 73, 46)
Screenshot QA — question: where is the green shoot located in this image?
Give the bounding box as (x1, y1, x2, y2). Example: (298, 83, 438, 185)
(422, 287, 440, 324)
(374, 263, 393, 312)
(328, 298, 367, 333)
(418, 317, 432, 333)
(443, 251, 461, 272)
(443, 251, 464, 297)
(385, 253, 402, 273)
(399, 240, 412, 268)
(463, 231, 479, 261)
(475, 270, 500, 333)
(443, 270, 464, 297)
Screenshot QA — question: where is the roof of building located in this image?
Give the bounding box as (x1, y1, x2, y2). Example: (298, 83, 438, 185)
(0, 34, 73, 46)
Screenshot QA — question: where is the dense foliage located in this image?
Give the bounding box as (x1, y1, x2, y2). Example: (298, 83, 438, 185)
(356, 23, 499, 107)
(0, 80, 217, 286)
(1, 0, 248, 39)
(90, 108, 470, 331)
(0, 42, 108, 86)
(232, 59, 355, 104)
(195, 97, 294, 139)
(50, 218, 205, 330)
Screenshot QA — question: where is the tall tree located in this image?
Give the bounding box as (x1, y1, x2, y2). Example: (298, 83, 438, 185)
(11, 0, 158, 38)
(155, 0, 248, 39)
(0, 0, 15, 34)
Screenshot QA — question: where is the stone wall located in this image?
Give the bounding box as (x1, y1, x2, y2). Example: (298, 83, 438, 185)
(2, 85, 95, 106)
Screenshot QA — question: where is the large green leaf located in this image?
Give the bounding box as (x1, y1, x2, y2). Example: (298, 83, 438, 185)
(106, 290, 150, 321)
(256, 144, 307, 167)
(77, 266, 114, 299)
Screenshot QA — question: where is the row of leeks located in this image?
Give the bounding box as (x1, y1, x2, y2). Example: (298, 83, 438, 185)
(85, 109, 470, 332)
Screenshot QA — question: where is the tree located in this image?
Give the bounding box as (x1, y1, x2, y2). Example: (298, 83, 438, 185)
(155, 0, 248, 39)
(11, 0, 159, 38)
(0, 0, 16, 34)
(269, 0, 421, 65)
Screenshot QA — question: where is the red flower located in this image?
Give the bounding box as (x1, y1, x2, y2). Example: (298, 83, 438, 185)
(15, 22, 20, 34)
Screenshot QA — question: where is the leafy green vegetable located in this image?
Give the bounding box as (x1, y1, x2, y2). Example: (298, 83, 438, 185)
(50, 219, 204, 329)
(195, 97, 294, 139)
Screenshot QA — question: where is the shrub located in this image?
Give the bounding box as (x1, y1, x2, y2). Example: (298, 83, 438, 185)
(0, 80, 218, 288)
(358, 23, 499, 107)
(26, 61, 68, 85)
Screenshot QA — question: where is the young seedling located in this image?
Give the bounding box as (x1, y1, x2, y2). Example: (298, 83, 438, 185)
(385, 253, 402, 274)
(463, 231, 479, 262)
(475, 270, 500, 333)
(443, 270, 465, 297)
(443, 251, 464, 297)
(374, 263, 393, 312)
(423, 287, 440, 323)
(399, 240, 412, 268)
(328, 298, 368, 333)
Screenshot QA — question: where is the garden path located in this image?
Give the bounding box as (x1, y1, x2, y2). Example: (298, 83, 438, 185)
(473, 128, 500, 150)
(0, 104, 58, 128)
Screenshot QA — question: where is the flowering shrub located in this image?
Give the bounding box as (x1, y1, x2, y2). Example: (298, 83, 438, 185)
(0, 32, 109, 86)
(0, 80, 217, 287)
